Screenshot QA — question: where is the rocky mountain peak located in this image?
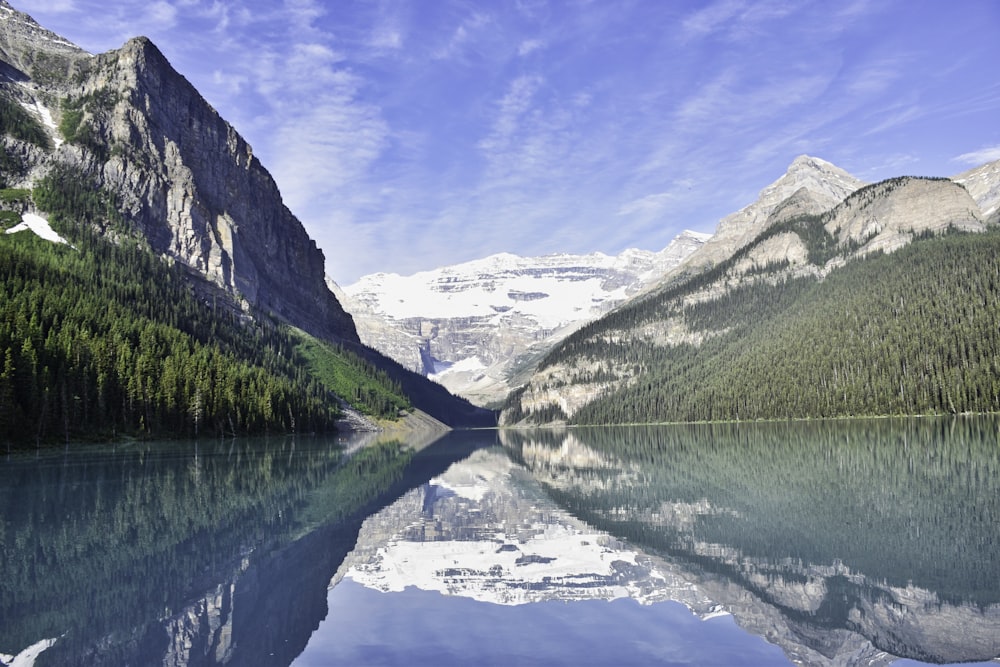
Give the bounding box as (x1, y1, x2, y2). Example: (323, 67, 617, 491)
(953, 157, 1000, 224)
(0, 1, 87, 57)
(0, 8, 358, 343)
(0, 1, 89, 91)
(674, 155, 865, 272)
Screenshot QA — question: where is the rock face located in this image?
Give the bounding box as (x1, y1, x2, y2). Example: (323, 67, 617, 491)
(677, 155, 865, 274)
(953, 157, 1000, 224)
(0, 2, 357, 343)
(824, 176, 984, 254)
(341, 231, 708, 405)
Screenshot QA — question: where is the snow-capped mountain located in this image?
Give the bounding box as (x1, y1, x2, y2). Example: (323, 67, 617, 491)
(339, 230, 709, 405)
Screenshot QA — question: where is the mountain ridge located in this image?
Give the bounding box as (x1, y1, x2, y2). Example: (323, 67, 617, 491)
(341, 229, 709, 406)
(501, 154, 1000, 426)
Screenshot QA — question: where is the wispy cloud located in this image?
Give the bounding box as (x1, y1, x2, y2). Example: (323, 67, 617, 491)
(681, 0, 801, 42)
(433, 11, 491, 61)
(17, 0, 78, 12)
(284, 0, 327, 34)
(147, 1, 178, 27)
(478, 74, 544, 157)
(16, 0, 1000, 283)
(518, 38, 543, 56)
(681, 0, 745, 38)
(845, 60, 905, 96)
(862, 104, 921, 136)
(618, 192, 674, 217)
(953, 145, 1000, 166)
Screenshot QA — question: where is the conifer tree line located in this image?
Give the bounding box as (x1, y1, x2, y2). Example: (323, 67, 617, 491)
(0, 170, 410, 446)
(507, 227, 1000, 424)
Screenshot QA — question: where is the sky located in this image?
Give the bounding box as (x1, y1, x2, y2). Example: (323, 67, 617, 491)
(12, 0, 1000, 284)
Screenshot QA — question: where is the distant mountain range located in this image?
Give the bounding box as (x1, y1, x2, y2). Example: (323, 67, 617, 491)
(340, 153, 1000, 416)
(337, 231, 708, 406)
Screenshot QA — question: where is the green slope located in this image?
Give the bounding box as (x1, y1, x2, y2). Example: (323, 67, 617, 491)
(0, 185, 412, 446)
(507, 229, 1000, 424)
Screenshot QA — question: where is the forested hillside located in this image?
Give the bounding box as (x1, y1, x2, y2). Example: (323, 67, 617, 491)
(504, 228, 1000, 424)
(0, 179, 412, 446)
(0, 10, 498, 443)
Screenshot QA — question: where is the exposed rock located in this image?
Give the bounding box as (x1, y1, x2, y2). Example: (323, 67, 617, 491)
(342, 230, 708, 405)
(953, 157, 1000, 222)
(677, 155, 864, 274)
(824, 176, 984, 256)
(0, 5, 358, 343)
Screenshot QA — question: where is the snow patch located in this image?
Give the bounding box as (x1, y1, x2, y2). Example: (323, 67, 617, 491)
(701, 605, 733, 621)
(429, 356, 486, 381)
(4, 213, 70, 245)
(17, 95, 62, 149)
(1, 637, 59, 667)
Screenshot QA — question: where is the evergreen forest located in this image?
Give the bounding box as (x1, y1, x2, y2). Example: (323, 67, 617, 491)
(506, 228, 1000, 424)
(0, 174, 412, 446)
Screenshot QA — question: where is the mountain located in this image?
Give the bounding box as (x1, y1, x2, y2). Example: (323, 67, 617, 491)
(0, 3, 356, 343)
(954, 157, 1000, 225)
(0, 2, 492, 439)
(674, 155, 865, 275)
(341, 231, 708, 406)
(502, 156, 1000, 425)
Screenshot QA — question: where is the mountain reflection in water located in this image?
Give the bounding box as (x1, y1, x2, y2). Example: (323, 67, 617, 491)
(1, 418, 998, 666)
(311, 417, 1000, 667)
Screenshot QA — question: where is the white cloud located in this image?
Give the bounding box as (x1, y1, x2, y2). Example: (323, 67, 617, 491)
(371, 25, 402, 50)
(268, 81, 389, 213)
(478, 74, 544, 156)
(284, 0, 326, 33)
(518, 38, 543, 56)
(681, 0, 745, 38)
(147, 1, 178, 28)
(846, 61, 904, 97)
(433, 12, 491, 61)
(618, 192, 674, 217)
(15, 0, 78, 12)
(211, 69, 248, 95)
(953, 145, 1000, 166)
(854, 153, 918, 179)
(862, 104, 921, 136)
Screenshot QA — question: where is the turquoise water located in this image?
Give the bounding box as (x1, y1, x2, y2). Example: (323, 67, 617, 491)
(1, 418, 998, 666)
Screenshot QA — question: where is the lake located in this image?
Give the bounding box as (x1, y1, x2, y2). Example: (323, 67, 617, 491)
(1, 418, 998, 666)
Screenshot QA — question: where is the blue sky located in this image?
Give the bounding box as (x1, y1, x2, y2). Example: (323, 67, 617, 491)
(14, 0, 1000, 284)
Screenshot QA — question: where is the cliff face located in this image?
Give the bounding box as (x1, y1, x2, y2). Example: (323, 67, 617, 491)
(0, 3, 357, 343)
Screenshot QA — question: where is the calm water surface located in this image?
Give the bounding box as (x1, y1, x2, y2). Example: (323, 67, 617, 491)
(1, 418, 998, 666)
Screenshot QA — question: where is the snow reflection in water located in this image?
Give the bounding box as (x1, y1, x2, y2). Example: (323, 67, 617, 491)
(304, 419, 1000, 667)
